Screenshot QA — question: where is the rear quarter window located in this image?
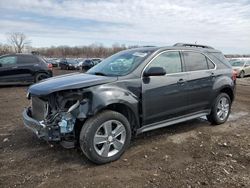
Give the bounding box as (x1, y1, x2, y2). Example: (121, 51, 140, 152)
(208, 52, 231, 69)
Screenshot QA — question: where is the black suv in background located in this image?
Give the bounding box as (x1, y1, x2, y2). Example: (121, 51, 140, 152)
(0, 53, 53, 84)
(59, 58, 80, 70)
(82, 58, 102, 70)
(23, 43, 236, 164)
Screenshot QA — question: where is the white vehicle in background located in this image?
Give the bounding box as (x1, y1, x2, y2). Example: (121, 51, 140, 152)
(229, 58, 250, 78)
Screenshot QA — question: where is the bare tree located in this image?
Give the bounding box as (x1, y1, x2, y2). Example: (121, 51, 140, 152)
(7, 32, 31, 53)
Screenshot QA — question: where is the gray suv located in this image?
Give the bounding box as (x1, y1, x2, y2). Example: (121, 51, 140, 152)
(23, 43, 236, 164)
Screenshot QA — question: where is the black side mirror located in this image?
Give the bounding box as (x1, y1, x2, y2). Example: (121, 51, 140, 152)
(0, 63, 2, 67)
(143, 67, 166, 77)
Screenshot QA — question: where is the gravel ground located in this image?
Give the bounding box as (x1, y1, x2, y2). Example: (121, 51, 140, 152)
(0, 69, 249, 188)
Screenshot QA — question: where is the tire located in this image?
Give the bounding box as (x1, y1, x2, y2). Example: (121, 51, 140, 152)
(239, 71, 245, 78)
(79, 110, 131, 164)
(206, 93, 231, 125)
(34, 73, 49, 83)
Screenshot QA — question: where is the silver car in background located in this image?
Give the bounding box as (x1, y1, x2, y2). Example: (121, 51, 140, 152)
(229, 59, 250, 78)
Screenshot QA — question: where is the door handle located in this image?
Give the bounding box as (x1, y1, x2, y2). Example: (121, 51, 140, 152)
(177, 78, 185, 84)
(12, 66, 18, 69)
(211, 72, 215, 77)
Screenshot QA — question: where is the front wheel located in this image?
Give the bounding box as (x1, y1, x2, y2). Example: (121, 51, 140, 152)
(207, 93, 231, 125)
(79, 110, 131, 164)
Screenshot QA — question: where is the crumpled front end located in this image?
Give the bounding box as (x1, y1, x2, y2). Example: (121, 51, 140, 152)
(22, 90, 90, 147)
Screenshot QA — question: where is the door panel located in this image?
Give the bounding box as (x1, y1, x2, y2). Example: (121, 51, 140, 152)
(142, 73, 189, 125)
(185, 70, 214, 112)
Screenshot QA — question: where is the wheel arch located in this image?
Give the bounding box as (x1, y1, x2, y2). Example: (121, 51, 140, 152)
(98, 102, 140, 136)
(219, 86, 234, 102)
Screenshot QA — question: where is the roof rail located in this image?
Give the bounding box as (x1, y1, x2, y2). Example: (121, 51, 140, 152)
(173, 43, 214, 49)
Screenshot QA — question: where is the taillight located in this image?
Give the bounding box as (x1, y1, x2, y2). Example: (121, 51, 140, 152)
(232, 70, 237, 81)
(48, 63, 53, 70)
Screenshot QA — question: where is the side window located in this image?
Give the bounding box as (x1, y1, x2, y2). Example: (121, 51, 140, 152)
(183, 52, 208, 71)
(17, 55, 37, 64)
(148, 51, 182, 74)
(0, 56, 17, 67)
(207, 58, 215, 69)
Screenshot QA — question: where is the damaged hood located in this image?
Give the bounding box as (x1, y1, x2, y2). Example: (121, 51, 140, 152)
(28, 73, 117, 96)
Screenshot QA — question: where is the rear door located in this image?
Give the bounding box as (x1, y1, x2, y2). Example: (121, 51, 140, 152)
(16, 55, 39, 82)
(142, 51, 189, 125)
(182, 51, 215, 113)
(0, 55, 19, 83)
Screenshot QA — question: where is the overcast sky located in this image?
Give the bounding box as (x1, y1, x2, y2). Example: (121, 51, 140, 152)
(0, 0, 250, 54)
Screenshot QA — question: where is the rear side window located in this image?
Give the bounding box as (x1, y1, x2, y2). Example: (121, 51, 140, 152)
(208, 52, 231, 69)
(183, 51, 208, 71)
(207, 58, 215, 69)
(18, 55, 38, 64)
(148, 51, 182, 74)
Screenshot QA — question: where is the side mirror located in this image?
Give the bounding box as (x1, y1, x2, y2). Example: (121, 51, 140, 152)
(0, 63, 2, 67)
(143, 67, 166, 77)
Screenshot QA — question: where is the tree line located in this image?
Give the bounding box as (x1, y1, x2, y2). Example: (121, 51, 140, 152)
(0, 32, 137, 58)
(0, 32, 249, 58)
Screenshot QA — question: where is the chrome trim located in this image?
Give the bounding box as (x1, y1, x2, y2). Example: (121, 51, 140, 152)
(141, 49, 217, 78)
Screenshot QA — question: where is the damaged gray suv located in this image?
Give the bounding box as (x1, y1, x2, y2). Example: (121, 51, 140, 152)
(23, 43, 236, 164)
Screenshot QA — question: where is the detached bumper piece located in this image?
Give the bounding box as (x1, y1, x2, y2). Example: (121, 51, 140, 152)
(22, 108, 60, 141)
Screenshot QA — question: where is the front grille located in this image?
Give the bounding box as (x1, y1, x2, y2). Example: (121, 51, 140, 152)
(31, 97, 48, 121)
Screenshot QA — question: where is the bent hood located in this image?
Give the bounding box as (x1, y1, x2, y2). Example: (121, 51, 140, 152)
(28, 73, 117, 96)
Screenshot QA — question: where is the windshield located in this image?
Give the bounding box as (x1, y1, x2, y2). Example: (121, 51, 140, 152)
(229, 60, 245, 67)
(87, 50, 152, 76)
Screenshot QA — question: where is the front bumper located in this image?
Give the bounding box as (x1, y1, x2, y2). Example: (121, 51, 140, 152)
(22, 108, 60, 141)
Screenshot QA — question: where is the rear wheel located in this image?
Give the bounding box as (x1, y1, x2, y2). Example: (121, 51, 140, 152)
(79, 110, 131, 164)
(207, 93, 231, 125)
(34, 73, 49, 83)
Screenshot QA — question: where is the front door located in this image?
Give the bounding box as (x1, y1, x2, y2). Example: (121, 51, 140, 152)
(142, 51, 189, 125)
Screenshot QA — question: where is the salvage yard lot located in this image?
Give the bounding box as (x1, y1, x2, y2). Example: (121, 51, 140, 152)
(0, 68, 250, 188)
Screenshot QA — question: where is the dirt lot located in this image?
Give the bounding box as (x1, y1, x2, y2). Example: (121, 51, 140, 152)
(0, 69, 250, 188)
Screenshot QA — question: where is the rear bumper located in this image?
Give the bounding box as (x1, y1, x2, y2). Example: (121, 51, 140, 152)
(22, 108, 60, 141)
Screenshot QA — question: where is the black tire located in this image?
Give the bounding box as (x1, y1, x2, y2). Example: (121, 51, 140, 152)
(79, 110, 131, 164)
(34, 73, 48, 83)
(239, 71, 245, 78)
(207, 93, 231, 125)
